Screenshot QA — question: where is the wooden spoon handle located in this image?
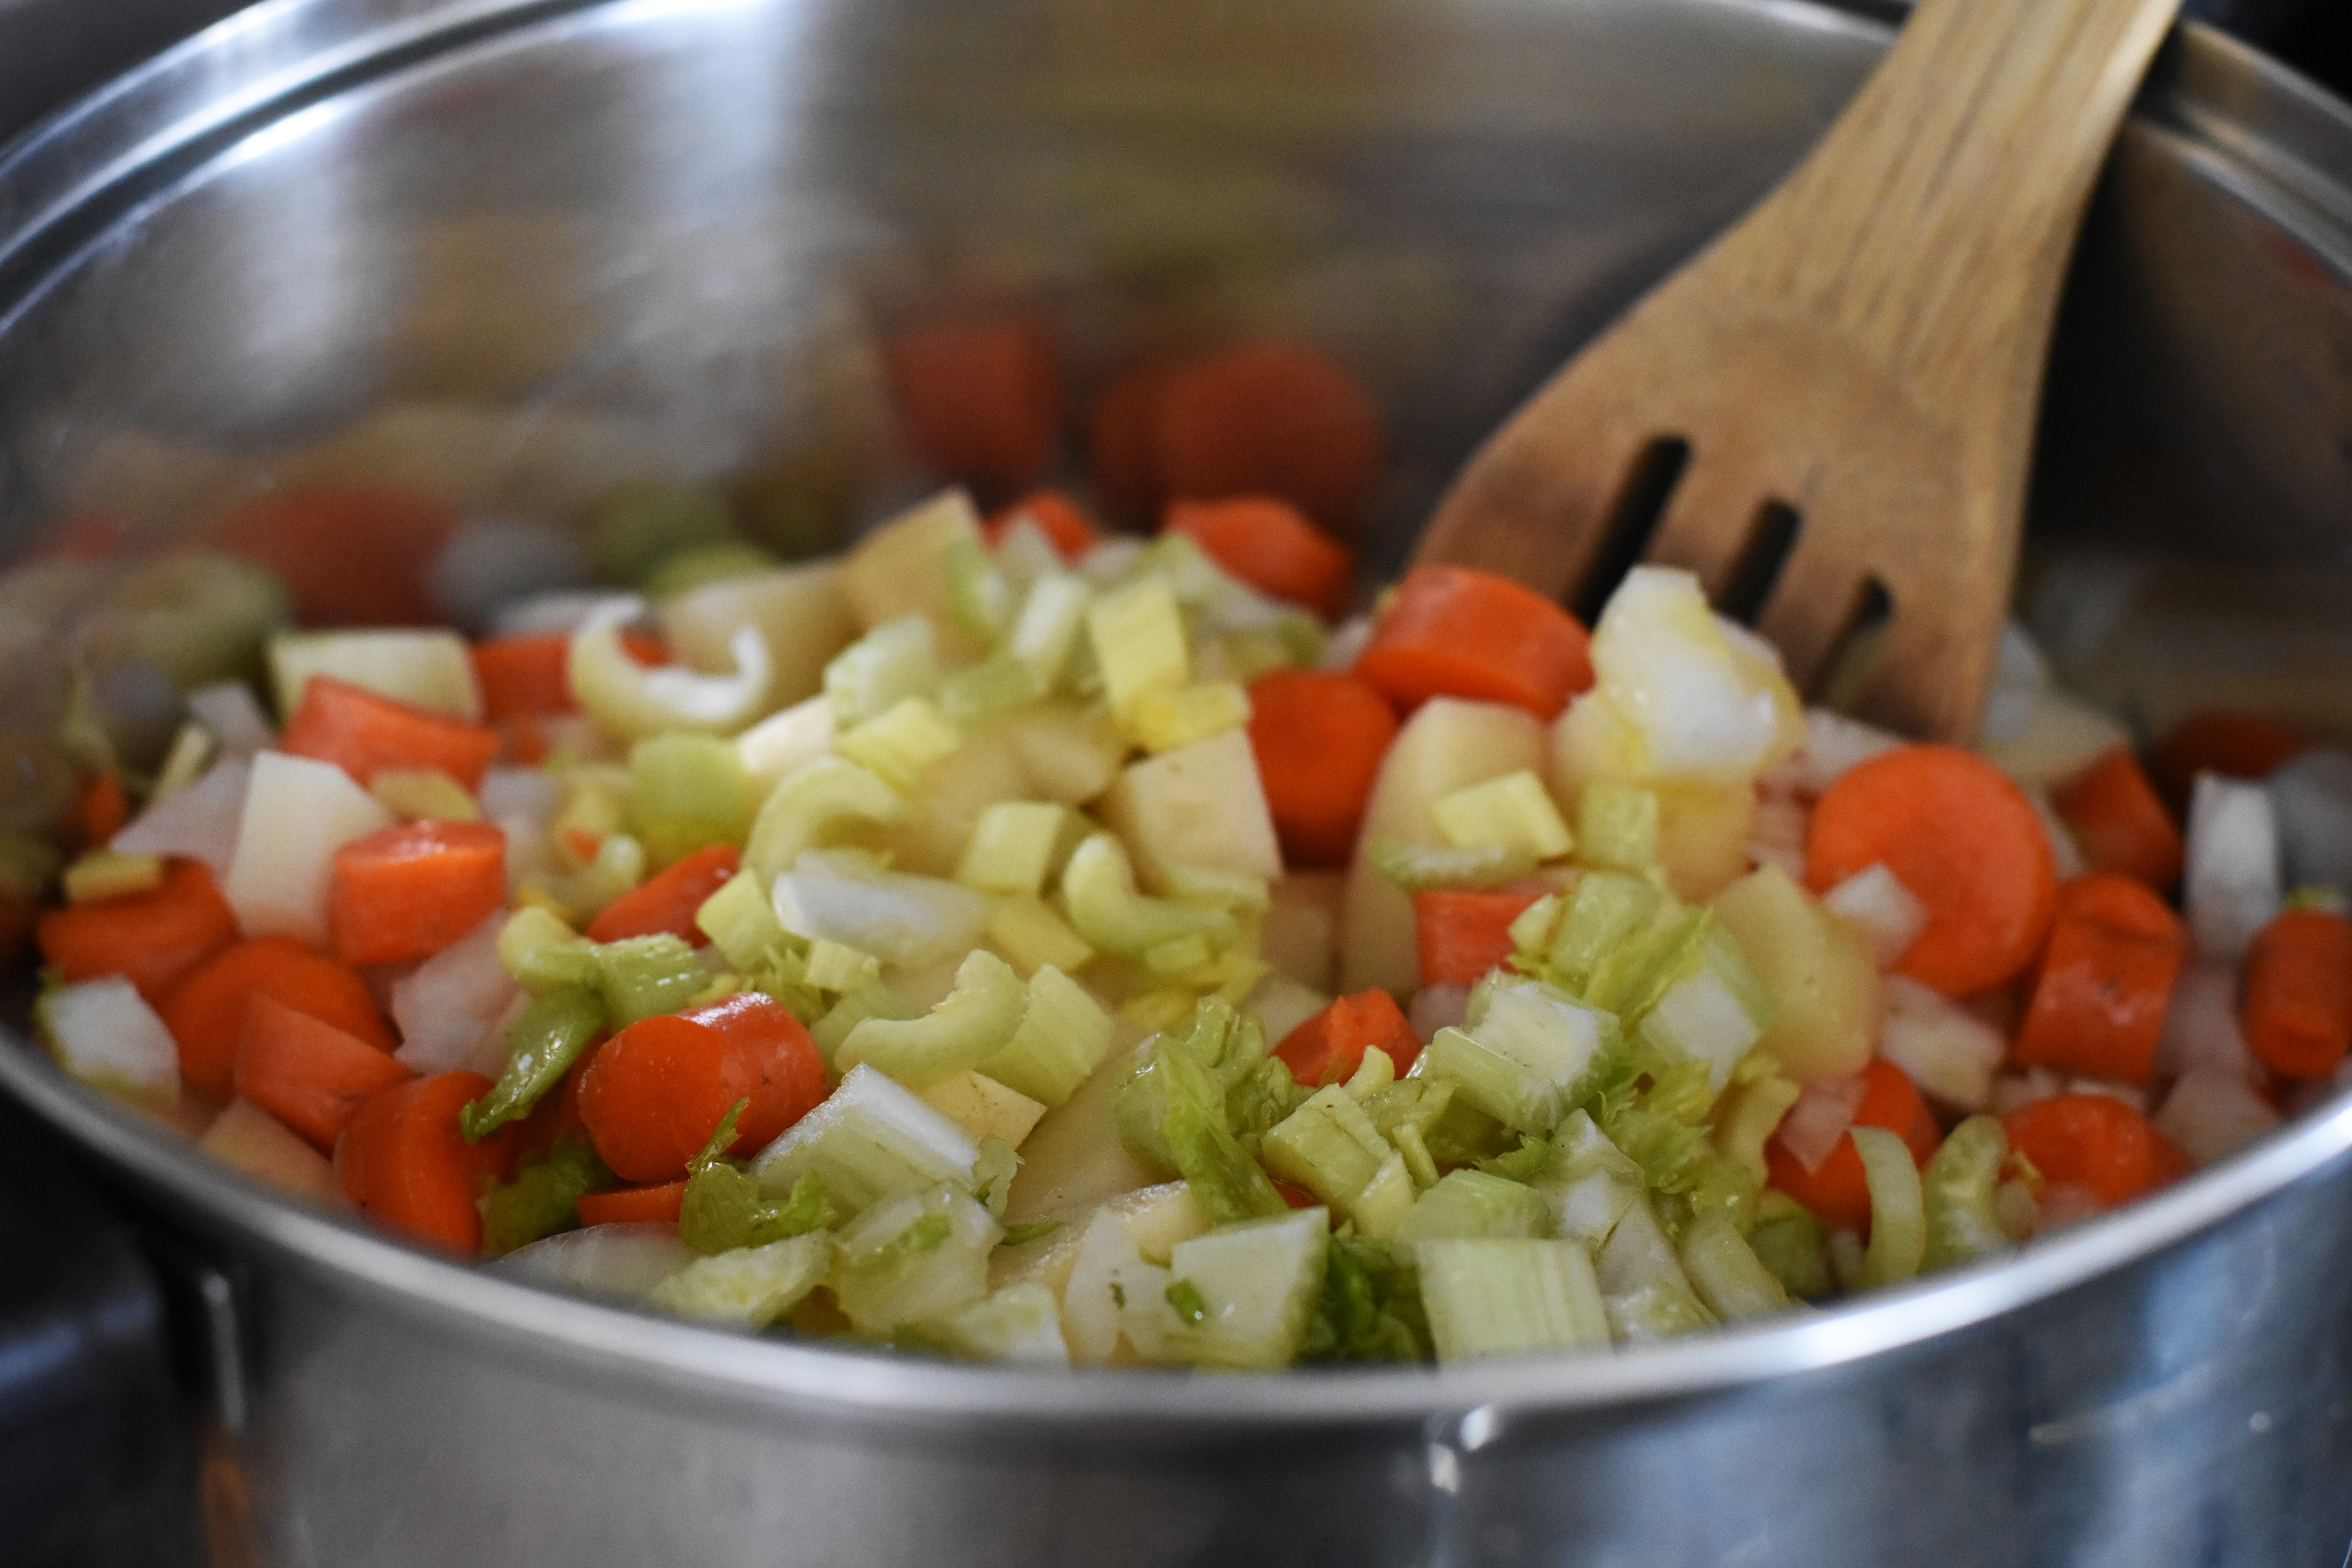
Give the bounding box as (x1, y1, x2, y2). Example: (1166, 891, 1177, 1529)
(1719, 0, 2183, 407)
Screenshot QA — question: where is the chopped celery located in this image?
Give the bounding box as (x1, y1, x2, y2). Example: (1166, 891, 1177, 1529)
(1059, 833, 1238, 958)
(943, 535, 1016, 644)
(1538, 871, 1664, 992)
(771, 850, 995, 969)
(1006, 569, 1092, 688)
(1922, 1114, 2013, 1272)
(970, 1134, 1020, 1219)
(1418, 1238, 1610, 1362)
(918, 1071, 1047, 1151)
(461, 985, 609, 1139)
(938, 654, 1045, 730)
(1852, 1125, 1926, 1287)
(824, 615, 940, 726)
(1165, 1208, 1330, 1370)
(1575, 780, 1661, 873)
(753, 1063, 980, 1214)
(744, 942, 827, 1026)
(1538, 1111, 1648, 1250)
(1393, 1169, 1551, 1247)
(1592, 1055, 1719, 1196)
(1128, 681, 1250, 754)
(62, 850, 164, 904)
(1085, 576, 1189, 719)
(984, 895, 1096, 975)
(933, 1281, 1072, 1365)
(1677, 1209, 1793, 1320)
(809, 979, 918, 1062)
(1747, 1191, 1833, 1300)
(1637, 926, 1776, 1090)
(1158, 862, 1272, 911)
(370, 768, 479, 823)
(564, 832, 648, 919)
(831, 1185, 1003, 1337)
(1420, 978, 1619, 1133)
(682, 1151, 835, 1255)
(803, 938, 881, 993)
(1359, 1078, 1456, 1145)
(593, 934, 708, 1025)
(836, 697, 961, 792)
(648, 1233, 834, 1329)
(1062, 1208, 1186, 1365)
(999, 700, 1124, 804)
(497, 906, 601, 993)
(1594, 1199, 1716, 1341)
(838, 949, 1029, 1088)
(1143, 933, 1216, 976)
(569, 599, 769, 739)
(477, 1140, 610, 1257)
(979, 964, 1114, 1107)
(1581, 906, 1713, 1023)
(1113, 998, 1290, 1225)
(1432, 770, 1574, 860)
(629, 733, 753, 866)
(742, 756, 909, 881)
(1370, 840, 1541, 892)
(1711, 1065, 1803, 1178)
(694, 871, 789, 970)
(552, 771, 627, 861)
(956, 800, 1076, 895)
(1299, 1234, 1430, 1363)
(1260, 1086, 1394, 1223)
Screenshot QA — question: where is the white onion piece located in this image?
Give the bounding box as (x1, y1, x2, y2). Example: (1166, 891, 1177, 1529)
(1989, 1067, 2065, 1118)
(391, 912, 522, 1075)
(1821, 863, 1929, 971)
(185, 682, 274, 757)
(2184, 774, 2283, 959)
(479, 765, 561, 824)
(1777, 1074, 1866, 1173)
(2153, 960, 2259, 1082)
(223, 752, 394, 944)
(40, 976, 179, 1094)
(111, 757, 250, 881)
(1408, 983, 1471, 1044)
(1876, 975, 2005, 1112)
(735, 695, 836, 794)
(771, 850, 993, 969)
(2032, 1183, 2106, 1236)
(2268, 747, 2352, 896)
(1761, 707, 1905, 798)
(2154, 1070, 2281, 1167)
(492, 1223, 697, 1300)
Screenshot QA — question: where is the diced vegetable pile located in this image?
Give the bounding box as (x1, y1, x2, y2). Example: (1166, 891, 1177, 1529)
(18, 341, 2352, 1370)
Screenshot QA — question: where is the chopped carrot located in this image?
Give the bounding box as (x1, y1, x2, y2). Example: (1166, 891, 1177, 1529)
(983, 490, 1101, 562)
(204, 483, 457, 627)
(2240, 908, 2352, 1079)
(575, 1009, 778, 1184)
(164, 935, 396, 1101)
(1765, 1058, 1940, 1235)
(2051, 748, 2184, 892)
(327, 820, 508, 967)
(1246, 670, 1399, 868)
(36, 857, 238, 1006)
(73, 773, 130, 847)
(234, 993, 415, 1151)
(1273, 1180, 1321, 1211)
(1353, 565, 1595, 719)
(472, 633, 573, 719)
(1274, 989, 1423, 1087)
(1164, 496, 1356, 620)
(2149, 709, 2307, 818)
(1806, 744, 2057, 996)
(1414, 887, 1546, 988)
(2002, 1092, 2189, 1210)
(2010, 875, 2185, 1083)
(281, 674, 502, 791)
(585, 844, 740, 946)
(882, 317, 1060, 503)
(1087, 361, 1178, 525)
(679, 990, 827, 1151)
(336, 1071, 515, 1254)
(575, 1180, 686, 1227)
(1152, 343, 1384, 533)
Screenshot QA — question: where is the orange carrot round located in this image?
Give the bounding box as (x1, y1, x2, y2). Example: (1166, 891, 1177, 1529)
(1246, 669, 1399, 868)
(882, 317, 1060, 502)
(1152, 342, 1383, 533)
(2010, 874, 2185, 1083)
(1353, 565, 1595, 719)
(1765, 1058, 1939, 1235)
(234, 993, 415, 1151)
(36, 857, 238, 1005)
(1806, 744, 2057, 996)
(2240, 908, 2352, 1079)
(281, 674, 502, 791)
(336, 1071, 514, 1254)
(472, 633, 576, 720)
(575, 1180, 686, 1228)
(1164, 495, 1356, 620)
(680, 991, 828, 1150)
(585, 844, 741, 946)
(1274, 989, 1423, 1087)
(328, 819, 508, 967)
(2051, 747, 2183, 893)
(204, 483, 457, 628)
(2002, 1092, 2189, 1210)
(1413, 887, 1547, 988)
(575, 1013, 757, 1184)
(983, 490, 1101, 563)
(165, 936, 395, 1101)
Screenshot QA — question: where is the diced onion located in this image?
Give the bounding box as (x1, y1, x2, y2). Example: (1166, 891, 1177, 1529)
(2154, 1070, 2281, 1166)
(185, 682, 274, 757)
(110, 757, 249, 881)
(40, 975, 179, 1094)
(390, 913, 523, 1075)
(1777, 1074, 1866, 1173)
(771, 850, 993, 969)
(2153, 960, 2260, 1082)
(1821, 863, 1929, 971)
(1877, 975, 2005, 1112)
(492, 1222, 697, 1300)
(2183, 774, 2282, 960)
(1762, 708, 1903, 798)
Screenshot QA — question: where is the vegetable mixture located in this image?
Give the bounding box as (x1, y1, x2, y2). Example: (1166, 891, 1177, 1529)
(18, 341, 2352, 1370)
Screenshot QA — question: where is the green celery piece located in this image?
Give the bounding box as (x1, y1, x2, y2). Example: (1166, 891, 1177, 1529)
(1418, 1238, 1610, 1362)
(1360, 1078, 1455, 1144)
(1479, 1135, 1555, 1184)
(810, 979, 918, 1064)
(824, 615, 939, 726)
(1654, 1151, 1762, 1243)
(1164, 1278, 1210, 1326)
(681, 1165, 835, 1256)
(1085, 575, 1190, 720)
(590, 479, 736, 586)
(1005, 569, 1091, 688)
(742, 755, 910, 882)
(593, 933, 710, 1026)
(1298, 1233, 1430, 1363)
(1421, 974, 1619, 1134)
(1157, 1061, 1289, 1226)
(695, 869, 788, 970)
(1369, 840, 1541, 893)
(460, 986, 609, 1140)
(1595, 1199, 1717, 1342)
(1677, 1209, 1793, 1321)
(944, 535, 1018, 644)
(630, 733, 753, 867)
(940, 652, 1047, 731)
(1060, 833, 1238, 959)
(837, 697, 962, 793)
(1260, 1087, 1392, 1217)
(836, 948, 1028, 1089)
(1922, 1115, 2013, 1273)
(1583, 907, 1713, 1023)
(1539, 871, 1663, 993)
(1419, 1093, 1510, 1168)
(499, 906, 601, 993)
(1748, 1192, 1834, 1300)
(477, 1139, 610, 1257)
(648, 1233, 834, 1329)
(1115, 998, 1289, 1224)
(978, 965, 1114, 1108)
(1165, 1207, 1330, 1371)
(1538, 1111, 1646, 1250)
(971, 1135, 1020, 1221)
(1575, 780, 1661, 873)
(1853, 1126, 1927, 1287)
(1595, 1055, 1719, 1197)
(744, 942, 827, 1025)
(830, 1185, 1002, 1336)
(1228, 1055, 1308, 1142)
(1392, 1169, 1551, 1247)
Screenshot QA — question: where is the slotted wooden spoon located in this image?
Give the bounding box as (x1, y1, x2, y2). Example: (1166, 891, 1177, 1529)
(1414, 0, 2184, 740)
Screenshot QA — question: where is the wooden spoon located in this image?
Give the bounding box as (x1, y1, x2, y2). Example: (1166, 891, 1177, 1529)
(1413, 0, 2183, 741)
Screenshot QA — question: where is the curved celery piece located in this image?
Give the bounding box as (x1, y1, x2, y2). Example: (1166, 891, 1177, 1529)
(568, 598, 771, 739)
(694, 870, 787, 969)
(811, 979, 918, 1063)
(649, 1233, 835, 1329)
(742, 755, 908, 881)
(944, 535, 1016, 643)
(630, 733, 753, 866)
(1371, 839, 1540, 893)
(1418, 1238, 1609, 1362)
(979, 964, 1114, 1107)
(1921, 1114, 2014, 1272)
(461, 986, 609, 1140)
(595, 933, 710, 1025)
(1006, 569, 1092, 689)
(1059, 833, 1237, 959)
(1113, 999, 1289, 1226)
(1853, 1125, 1927, 1287)
(1392, 1169, 1551, 1247)
(837, 949, 1029, 1088)
(824, 615, 939, 726)
(477, 1140, 612, 1257)
(1677, 1209, 1793, 1321)
(1747, 1191, 1833, 1301)
(940, 654, 1045, 730)
(498, 906, 601, 993)
(1595, 1199, 1716, 1341)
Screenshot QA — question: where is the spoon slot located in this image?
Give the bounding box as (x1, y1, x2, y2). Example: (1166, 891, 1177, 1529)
(1810, 574, 1895, 710)
(1715, 499, 1803, 625)
(1569, 434, 1689, 624)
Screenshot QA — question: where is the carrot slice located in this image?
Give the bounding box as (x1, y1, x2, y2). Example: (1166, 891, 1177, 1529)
(1805, 744, 2057, 995)
(2051, 748, 2184, 893)
(234, 993, 415, 1151)
(2010, 875, 2185, 1083)
(1246, 669, 1399, 868)
(1353, 565, 1595, 719)
(1414, 887, 1546, 988)
(2240, 908, 2352, 1079)
(1087, 361, 1178, 525)
(983, 490, 1101, 563)
(882, 317, 1060, 502)
(1274, 989, 1423, 1088)
(1152, 342, 1383, 532)
(679, 990, 828, 1151)
(575, 1180, 686, 1227)
(1165, 495, 1356, 620)
(281, 674, 502, 791)
(327, 819, 508, 967)
(204, 483, 457, 627)
(36, 858, 238, 1005)
(1765, 1058, 1940, 1235)
(585, 844, 741, 946)
(575, 1014, 754, 1184)
(164, 936, 396, 1101)
(2149, 709, 2306, 818)
(472, 633, 575, 719)
(336, 1071, 514, 1254)
(2002, 1092, 2189, 1210)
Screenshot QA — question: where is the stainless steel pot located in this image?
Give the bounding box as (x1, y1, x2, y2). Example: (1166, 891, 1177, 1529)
(3, 2, 2352, 1564)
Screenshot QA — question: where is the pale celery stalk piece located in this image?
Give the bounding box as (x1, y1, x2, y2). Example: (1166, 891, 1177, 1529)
(830, 1184, 1004, 1336)
(1166, 1208, 1330, 1371)
(1432, 769, 1574, 860)
(735, 695, 835, 794)
(268, 627, 483, 720)
(62, 849, 165, 904)
(1370, 840, 1541, 893)
(552, 769, 626, 849)
(647, 1233, 834, 1329)
(1712, 1067, 1803, 1179)
(943, 534, 1018, 644)
(1638, 927, 1777, 1091)
(630, 733, 753, 865)
(1575, 780, 1662, 873)
(1542, 871, 1665, 989)
(803, 939, 881, 993)
(984, 895, 1096, 975)
(1344, 1044, 1396, 1099)
(743, 756, 909, 881)
(957, 800, 1074, 895)
(151, 722, 216, 801)
(498, 905, 601, 991)
(1085, 575, 1189, 719)
(918, 1069, 1048, 1150)
(1539, 1110, 1647, 1249)
(370, 768, 479, 823)
(1921, 1114, 2013, 1272)
(1159, 862, 1272, 911)
(999, 701, 1125, 805)
(1062, 1208, 1186, 1365)
(978, 964, 1115, 1107)
(1059, 833, 1238, 959)
(1421, 978, 1618, 1134)
(38, 976, 180, 1095)
(1128, 681, 1251, 755)
(1007, 570, 1093, 689)
(837, 697, 962, 793)
(564, 832, 648, 917)
(1143, 933, 1216, 976)
(770, 849, 995, 969)
(1678, 1210, 1795, 1321)
(1418, 1238, 1610, 1362)
(837, 948, 1029, 1088)
(1595, 1199, 1716, 1342)
(1392, 1169, 1551, 1247)
(939, 655, 1046, 730)
(824, 615, 941, 727)
(934, 1281, 1072, 1365)
(694, 871, 789, 970)
(224, 750, 395, 944)
(1853, 1125, 1928, 1286)
(1352, 1152, 1418, 1241)
(592, 934, 708, 1025)
(570, 598, 770, 739)
(753, 1063, 981, 1214)
(1260, 1086, 1394, 1222)
(810, 979, 918, 1062)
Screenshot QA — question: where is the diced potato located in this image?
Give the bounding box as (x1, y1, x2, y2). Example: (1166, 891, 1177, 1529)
(1003, 1038, 1156, 1228)
(1096, 728, 1282, 891)
(269, 628, 482, 720)
(659, 560, 858, 713)
(200, 1099, 347, 1209)
(1261, 870, 1344, 993)
(1654, 781, 1759, 902)
(224, 751, 395, 944)
(919, 1069, 1049, 1150)
(879, 727, 1033, 877)
(1710, 864, 1880, 1082)
(837, 490, 987, 659)
(1000, 700, 1125, 806)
